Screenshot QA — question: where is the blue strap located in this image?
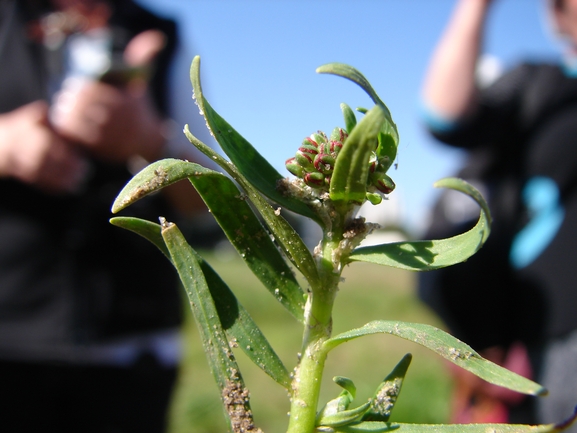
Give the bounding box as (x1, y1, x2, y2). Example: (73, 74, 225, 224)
(510, 176, 565, 269)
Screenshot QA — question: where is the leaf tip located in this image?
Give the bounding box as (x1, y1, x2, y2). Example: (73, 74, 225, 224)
(315, 63, 329, 74)
(191, 55, 200, 73)
(111, 195, 131, 214)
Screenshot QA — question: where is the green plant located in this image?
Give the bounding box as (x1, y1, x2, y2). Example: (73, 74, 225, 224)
(111, 57, 575, 433)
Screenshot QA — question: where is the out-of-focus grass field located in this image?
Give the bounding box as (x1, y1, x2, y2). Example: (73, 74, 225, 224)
(167, 250, 455, 433)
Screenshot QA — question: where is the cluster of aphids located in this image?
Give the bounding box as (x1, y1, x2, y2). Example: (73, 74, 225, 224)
(285, 127, 395, 198)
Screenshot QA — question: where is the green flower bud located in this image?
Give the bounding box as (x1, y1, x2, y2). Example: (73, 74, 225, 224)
(310, 131, 328, 146)
(330, 127, 348, 144)
(366, 192, 383, 205)
(286, 157, 306, 178)
(301, 136, 320, 153)
(304, 171, 326, 188)
(295, 149, 317, 173)
(371, 169, 395, 194)
(314, 153, 336, 175)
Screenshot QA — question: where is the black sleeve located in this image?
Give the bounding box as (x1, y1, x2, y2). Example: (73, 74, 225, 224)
(430, 63, 537, 154)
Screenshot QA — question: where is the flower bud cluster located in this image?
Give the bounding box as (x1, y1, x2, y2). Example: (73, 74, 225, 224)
(286, 127, 395, 198)
(285, 128, 347, 189)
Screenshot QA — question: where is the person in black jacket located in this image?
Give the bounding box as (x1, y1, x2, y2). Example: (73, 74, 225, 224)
(420, 0, 577, 427)
(0, 1, 206, 431)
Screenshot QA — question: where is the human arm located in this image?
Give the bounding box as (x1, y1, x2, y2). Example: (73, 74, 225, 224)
(422, 0, 494, 122)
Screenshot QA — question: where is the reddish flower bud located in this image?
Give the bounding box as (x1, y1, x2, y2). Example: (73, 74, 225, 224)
(304, 172, 326, 188)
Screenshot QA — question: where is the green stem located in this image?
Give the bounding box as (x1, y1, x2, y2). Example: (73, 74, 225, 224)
(286, 315, 330, 433)
(286, 216, 346, 433)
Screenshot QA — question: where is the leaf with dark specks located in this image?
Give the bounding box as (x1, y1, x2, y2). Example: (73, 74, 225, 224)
(348, 178, 491, 270)
(324, 321, 546, 397)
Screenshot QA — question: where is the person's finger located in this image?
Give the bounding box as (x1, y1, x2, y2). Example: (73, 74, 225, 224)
(123, 29, 166, 67)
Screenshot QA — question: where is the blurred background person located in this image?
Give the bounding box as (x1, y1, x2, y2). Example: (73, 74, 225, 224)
(419, 0, 577, 427)
(0, 0, 212, 431)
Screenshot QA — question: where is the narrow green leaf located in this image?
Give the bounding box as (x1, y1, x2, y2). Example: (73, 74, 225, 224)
(341, 103, 357, 134)
(243, 177, 320, 289)
(125, 219, 291, 389)
(348, 178, 491, 270)
(187, 167, 305, 322)
(323, 321, 546, 396)
(111, 158, 307, 319)
(350, 112, 397, 172)
(376, 129, 397, 172)
(336, 420, 575, 433)
(195, 244, 292, 389)
(317, 400, 372, 428)
(317, 63, 382, 105)
(317, 393, 354, 424)
(334, 376, 357, 400)
(184, 126, 320, 288)
(333, 421, 394, 433)
(190, 56, 320, 223)
(160, 221, 253, 432)
(436, 177, 492, 224)
(111, 158, 210, 213)
(330, 105, 387, 205)
(316, 63, 399, 143)
(109, 216, 170, 259)
(362, 354, 412, 422)
(317, 378, 357, 424)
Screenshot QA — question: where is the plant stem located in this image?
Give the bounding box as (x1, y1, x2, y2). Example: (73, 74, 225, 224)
(286, 215, 346, 433)
(286, 314, 330, 433)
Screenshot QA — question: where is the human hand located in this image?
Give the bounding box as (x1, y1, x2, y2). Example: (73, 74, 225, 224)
(0, 101, 88, 193)
(51, 30, 167, 163)
(51, 78, 165, 163)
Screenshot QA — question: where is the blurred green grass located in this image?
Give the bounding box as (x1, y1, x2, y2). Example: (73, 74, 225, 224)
(167, 249, 455, 433)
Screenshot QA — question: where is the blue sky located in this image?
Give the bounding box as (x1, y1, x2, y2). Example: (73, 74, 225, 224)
(138, 0, 561, 234)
